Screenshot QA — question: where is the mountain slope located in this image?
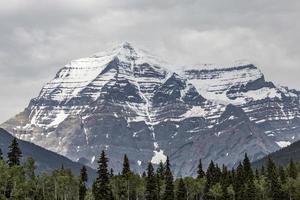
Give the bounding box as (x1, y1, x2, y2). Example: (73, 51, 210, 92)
(253, 139, 300, 168)
(1, 42, 299, 176)
(0, 128, 96, 183)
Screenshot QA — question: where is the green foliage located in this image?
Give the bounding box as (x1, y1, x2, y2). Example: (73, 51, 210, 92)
(1, 138, 300, 200)
(163, 157, 174, 200)
(145, 162, 158, 200)
(79, 166, 88, 200)
(175, 178, 187, 200)
(92, 151, 112, 200)
(7, 138, 22, 167)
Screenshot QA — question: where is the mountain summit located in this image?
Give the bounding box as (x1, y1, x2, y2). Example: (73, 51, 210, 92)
(2, 43, 300, 176)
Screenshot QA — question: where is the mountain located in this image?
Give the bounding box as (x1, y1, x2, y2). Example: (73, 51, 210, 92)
(0, 128, 96, 183)
(253, 139, 300, 168)
(1, 42, 300, 176)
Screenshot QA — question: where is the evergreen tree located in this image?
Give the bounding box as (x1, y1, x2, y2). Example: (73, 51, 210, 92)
(261, 165, 266, 176)
(7, 138, 22, 166)
(278, 166, 286, 184)
(176, 178, 187, 200)
(145, 162, 158, 200)
(157, 161, 165, 179)
(93, 150, 112, 200)
(110, 168, 114, 178)
(0, 147, 3, 160)
(288, 159, 297, 179)
(122, 154, 131, 176)
(79, 166, 88, 200)
(204, 161, 216, 200)
(234, 163, 245, 200)
(267, 158, 284, 200)
(243, 153, 253, 181)
(163, 157, 174, 200)
(197, 159, 205, 179)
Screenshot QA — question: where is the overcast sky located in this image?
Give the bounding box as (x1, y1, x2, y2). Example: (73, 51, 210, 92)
(0, 0, 300, 123)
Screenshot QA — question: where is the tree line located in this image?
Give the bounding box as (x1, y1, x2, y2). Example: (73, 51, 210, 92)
(0, 138, 300, 200)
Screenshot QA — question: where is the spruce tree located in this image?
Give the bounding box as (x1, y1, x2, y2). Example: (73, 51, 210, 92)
(122, 154, 131, 176)
(110, 168, 114, 178)
(176, 178, 187, 200)
(145, 162, 158, 200)
(197, 159, 205, 179)
(204, 161, 216, 200)
(234, 163, 245, 200)
(243, 153, 253, 181)
(278, 166, 286, 184)
(157, 161, 165, 179)
(267, 158, 284, 200)
(92, 150, 112, 200)
(7, 138, 22, 166)
(0, 148, 3, 160)
(288, 159, 297, 179)
(163, 157, 174, 200)
(122, 154, 131, 200)
(79, 166, 88, 200)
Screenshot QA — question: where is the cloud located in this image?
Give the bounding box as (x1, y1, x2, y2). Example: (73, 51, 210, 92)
(0, 0, 300, 123)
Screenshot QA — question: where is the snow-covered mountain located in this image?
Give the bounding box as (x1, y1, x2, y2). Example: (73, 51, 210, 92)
(2, 42, 300, 176)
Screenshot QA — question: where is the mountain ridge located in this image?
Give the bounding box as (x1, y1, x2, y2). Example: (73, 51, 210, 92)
(1, 42, 299, 176)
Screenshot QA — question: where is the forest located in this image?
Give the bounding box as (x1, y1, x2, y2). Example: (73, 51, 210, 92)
(0, 138, 300, 200)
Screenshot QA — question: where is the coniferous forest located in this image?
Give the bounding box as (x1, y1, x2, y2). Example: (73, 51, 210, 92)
(1, 138, 300, 200)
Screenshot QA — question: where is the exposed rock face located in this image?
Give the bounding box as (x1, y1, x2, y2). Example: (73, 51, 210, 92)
(2, 42, 300, 176)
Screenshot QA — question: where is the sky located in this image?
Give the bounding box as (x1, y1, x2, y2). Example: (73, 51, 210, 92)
(0, 0, 300, 123)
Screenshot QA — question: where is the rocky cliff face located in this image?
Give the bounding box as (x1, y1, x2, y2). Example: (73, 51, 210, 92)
(2, 42, 299, 176)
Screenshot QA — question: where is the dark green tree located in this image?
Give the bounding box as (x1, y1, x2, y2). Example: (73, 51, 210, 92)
(243, 153, 253, 181)
(79, 166, 88, 200)
(234, 163, 245, 200)
(145, 162, 158, 200)
(92, 150, 112, 200)
(163, 157, 174, 200)
(197, 159, 205, 179)
(7, 138, 22, 167)
(204, 161, 216, 200)
(122, 154, 131, 176)
(0, 147, 3, 160)
(157, 161, 165, 179)
(278, 166, 286, 184)
(176, 178, 187, 200)
(288, 159, 297, 179)
(267, 158, 284, 200)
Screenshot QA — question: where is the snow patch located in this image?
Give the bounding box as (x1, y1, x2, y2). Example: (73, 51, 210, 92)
(276, 141, 291, 148)
(151, 150, 167, 164)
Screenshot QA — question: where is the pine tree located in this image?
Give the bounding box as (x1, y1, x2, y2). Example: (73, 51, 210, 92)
(92, 150, 112, 200)
(288, 159, 297, 179)
(145, 162, 158, 200)
(243, 153, 253, 181)
(261, 165, 265, 176)
(278, 166, 286, 184)
(267, 158, 284, 200)
(122, 154, 131, 200)
(110, 168, 114, 178)
(176, 178, 187, 200)
(157, 161, 165, 179)
(197, 159, 205, 179)
(163, 157, 174, 200)
(0, 148, 3, 160)
(122, 154, 131, 176)
(7, 138, 22, 166)
(220, 165, 230, 200)
(234, 163, 245, 200)
(204, 161, 216, 200)
(79, 166, 88, 200)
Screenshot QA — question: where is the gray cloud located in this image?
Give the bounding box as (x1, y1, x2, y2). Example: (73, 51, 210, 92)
(1, 0, 300, 123)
